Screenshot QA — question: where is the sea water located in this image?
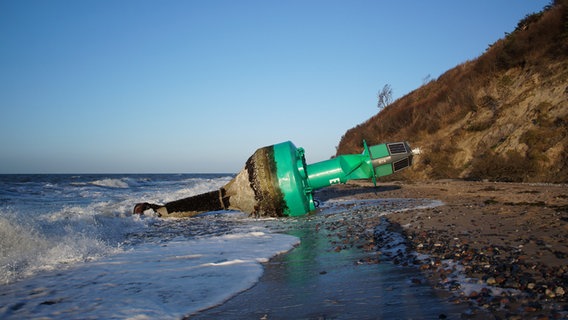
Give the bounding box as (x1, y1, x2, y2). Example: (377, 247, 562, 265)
(0, 174, 459, 319)
(0, 174, 301, 319)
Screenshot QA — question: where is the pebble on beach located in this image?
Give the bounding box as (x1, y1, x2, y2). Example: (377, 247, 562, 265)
(320, 180, 568, 319)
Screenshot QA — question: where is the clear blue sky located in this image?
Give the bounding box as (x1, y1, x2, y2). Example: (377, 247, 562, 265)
(0, 0, 550, 173)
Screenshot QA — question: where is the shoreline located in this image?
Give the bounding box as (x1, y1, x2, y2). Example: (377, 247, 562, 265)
(345, 179, 568, 318)
(193, 180, 568, 319)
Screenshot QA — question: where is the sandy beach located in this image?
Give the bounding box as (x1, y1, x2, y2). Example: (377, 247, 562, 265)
(375, 180, 568, 319)
(324, 180, 568, 319)
(194, 180, 568, 319)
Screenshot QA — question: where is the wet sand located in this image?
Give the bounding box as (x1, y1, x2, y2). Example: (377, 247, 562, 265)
(192, 180, 568, 319)
(327, 180, 568, 319)
(370, 180, 568, 319)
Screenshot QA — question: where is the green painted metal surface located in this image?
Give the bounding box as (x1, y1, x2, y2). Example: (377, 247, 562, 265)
(270, 140, 416, 216)
(272, 141, 315, 217)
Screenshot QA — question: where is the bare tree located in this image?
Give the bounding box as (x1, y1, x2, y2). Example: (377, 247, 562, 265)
(422, 74, 432, 85)
(377, 84, 393, 111)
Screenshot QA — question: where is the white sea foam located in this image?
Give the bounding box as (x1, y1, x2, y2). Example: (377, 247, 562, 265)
(0, 198, 151, 285)
(133, 177, 232, 208)
(0, 211, 139, 284)
(374, 217, 409, 258)
(0, 174, 468, 319)
(0, 216, 52, 284)
(0, 174, 237, 287)
(0, 232, 300, 319)
(423, 258, 521, 298)
(90, 178, 130, 188)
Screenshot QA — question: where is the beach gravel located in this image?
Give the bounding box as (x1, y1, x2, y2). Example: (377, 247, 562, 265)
(336, 179, 568, 319)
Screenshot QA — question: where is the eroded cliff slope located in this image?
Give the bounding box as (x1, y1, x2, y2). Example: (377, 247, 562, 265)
(338, 1, 568, 182)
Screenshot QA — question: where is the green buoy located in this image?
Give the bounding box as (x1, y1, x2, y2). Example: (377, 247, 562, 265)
(133, 140, 419, 218)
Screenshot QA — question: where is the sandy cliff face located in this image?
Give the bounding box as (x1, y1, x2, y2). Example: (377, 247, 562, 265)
(338, 2, 568, 182)
(427, 64, 567, 182)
